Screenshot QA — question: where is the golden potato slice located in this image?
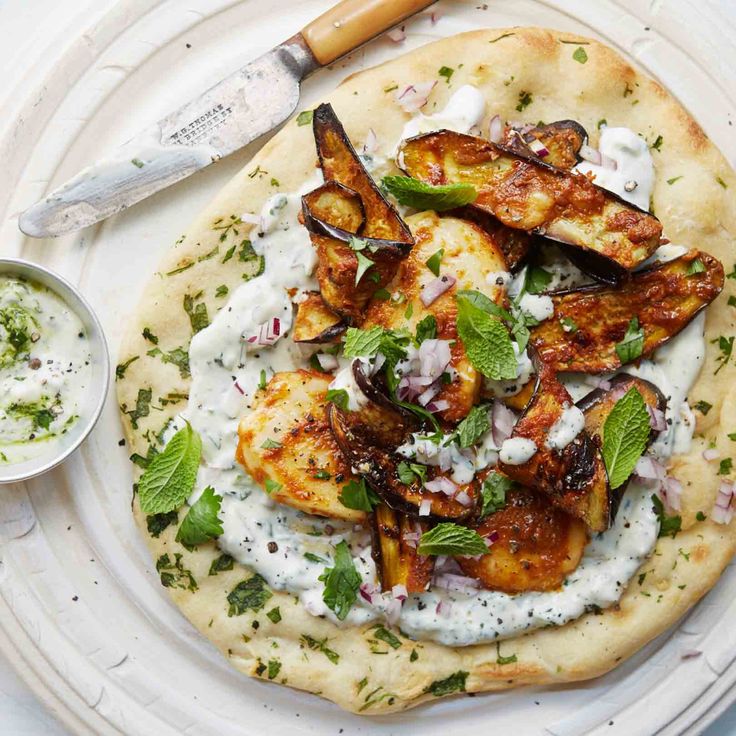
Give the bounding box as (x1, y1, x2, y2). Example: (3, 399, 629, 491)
(364, 212, 508, 422)
(237, 370, 364, 523)
(458, 485, 588, 593)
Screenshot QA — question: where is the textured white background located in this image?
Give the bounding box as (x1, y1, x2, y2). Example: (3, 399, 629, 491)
(0, 1, 735, 734)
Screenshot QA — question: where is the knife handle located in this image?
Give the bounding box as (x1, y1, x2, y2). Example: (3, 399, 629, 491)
(302, 0, 437, 66)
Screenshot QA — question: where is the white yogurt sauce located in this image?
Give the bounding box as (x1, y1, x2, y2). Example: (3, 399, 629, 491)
(519, 292, 554, 321)
(499, 437, 538, 465)
(546, 404, 586, 450)
(575, 126, 655, 210)
(0, 276, 92, 463)
(177, 89, 705, 645)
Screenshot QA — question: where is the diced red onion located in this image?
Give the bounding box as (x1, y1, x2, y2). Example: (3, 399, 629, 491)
(395, 81, 437, 113)
(430, 10, 442, 24)
(426, 399, 450, 413)
(233, 380, 244, 395)
(663, 476, 683, 512)
(711, 481, 735, 524)
(492, 401, 517, 446)
(647, 405, 667, 432)
(362, 127, 378, 155)
(392, 584, 408, 601)
(489, 114, 503, 143)
(584, 375, 612, 391)
(703, 448, 719, 462)
(455, 490, 472, 507)
(418, 339, 452, 379)
(316, 353, 339, 371)
(432, 573, 480, 593)
(359, 582, 381, 604)
(387, 26, 406, 42)
(420, 275, 456, 307)
(579, 144, 602, 166)
(418, 499, 432, 516)
(634, 455, 666, 481)
(424, 476, 458, 496)
(417, 381, 441, 407)
(402, 530, 421, 544)
(241, 212, 260, 225)
(436, 599, 453, 617)
(681, 649, 702, 660)
(527, 138, 549, 157)
(244, 317, 282, 346)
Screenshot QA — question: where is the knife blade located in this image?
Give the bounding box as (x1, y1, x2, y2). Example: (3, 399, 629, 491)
(19, 0, 436, 238)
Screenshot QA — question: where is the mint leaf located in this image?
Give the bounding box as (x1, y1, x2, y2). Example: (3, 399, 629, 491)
(326, 388, 350, 411)
(417, 523, 490, 556)
(339, 478, 380, 511)
(456, 295, 517, 380)
(175, 487, 223, 546)
(455, 405, 490, 448)
(480, 471, 513, 517)
(397, 461, 428, 484)
(382, 176, 477, 211)
(602, 388, 651, 489)
(424, 671, 468, 696)
(319, 541, 361, 621)
(354, 251, 375, 284)
(425, 249, 444, 276)
(415, 315, 437, 343)
(138, 423, 202, 514)
(652, 494, 682, 538)
(343, 326, 384, 357)
(524, 266, 552, 294)
(615, 317, 644, 364)
(227, 574, 272, 616)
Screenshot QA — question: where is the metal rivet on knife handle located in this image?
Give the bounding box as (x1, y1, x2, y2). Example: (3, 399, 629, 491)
(302, 0, 438, 67)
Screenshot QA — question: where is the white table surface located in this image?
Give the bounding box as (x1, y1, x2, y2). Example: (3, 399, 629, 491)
(1, 1, 735, 734)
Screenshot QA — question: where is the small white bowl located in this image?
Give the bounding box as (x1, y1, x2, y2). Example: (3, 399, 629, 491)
(0, 258, 109, 483)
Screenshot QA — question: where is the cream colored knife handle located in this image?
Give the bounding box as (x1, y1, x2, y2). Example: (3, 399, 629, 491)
(302, 0, 436, 66)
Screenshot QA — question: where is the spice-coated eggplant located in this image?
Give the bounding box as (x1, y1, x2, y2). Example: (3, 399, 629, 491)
(302, 182, 411, 323)
(498, 360, 611, 532)
(371, 504, 434, 593)
(237, 370, 365, 523)
(305, 104, 414, 322)
(577, 373, 666, 445)
(457, 485, 588, 593)
(292, 291, 346, 343)
(398, 129, 662, 271)
(363, 212, 508, 423)
(530, 249, 724, 373)
(502, 119, 588, 170)
(328, 364, 478, 520)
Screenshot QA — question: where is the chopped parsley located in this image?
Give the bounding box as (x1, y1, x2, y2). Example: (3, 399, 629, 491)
(438, 65, 454, 83)
(516, 90, 533, 112)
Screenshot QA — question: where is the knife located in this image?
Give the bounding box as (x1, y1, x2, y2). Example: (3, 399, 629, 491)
(19, 0, 436, 238)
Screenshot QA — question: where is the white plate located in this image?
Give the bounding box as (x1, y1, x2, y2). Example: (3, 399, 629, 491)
(1, 1, 736, 734)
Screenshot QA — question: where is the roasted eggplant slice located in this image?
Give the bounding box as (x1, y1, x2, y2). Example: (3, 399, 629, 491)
(305, 104, 414, 321)
(498, 360, 610, 532)
(577, 373, 666, 444)
(303, 183, 410, 323)
(399, 130, 662, 271)
(327, 383, 478, 521)
(237, 370, 365, 523)
(293, 292, 346, 344)
(457, 485, 588, 593)
(371, 505, 434, 593)
(313, 104, 413, 243)
(502, 120, 588, 170)
(530, 249, 724, 373)
(363, 212, 508, 423)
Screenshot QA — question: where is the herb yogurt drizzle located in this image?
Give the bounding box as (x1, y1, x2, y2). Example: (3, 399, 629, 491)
(0, 276, 91, 463)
